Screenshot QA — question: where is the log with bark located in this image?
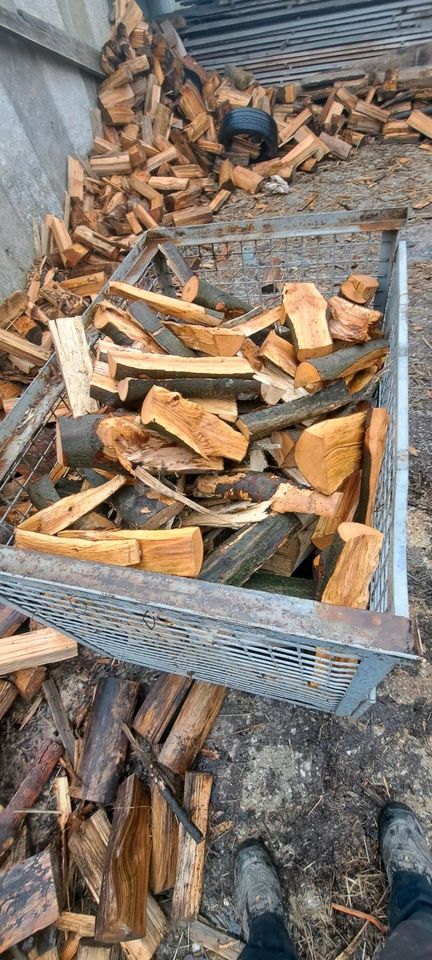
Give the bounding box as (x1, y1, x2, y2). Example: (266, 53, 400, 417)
(133, 673, 193, 742)
(76, 677, 139, 804)
(158, 681, 226, 775)
(181, 276, 250, 315)
(283, 282, 333, 360)
(117, 376, 260, 406)
(0, 739, 63, 860)
(294, 339, 388, 389)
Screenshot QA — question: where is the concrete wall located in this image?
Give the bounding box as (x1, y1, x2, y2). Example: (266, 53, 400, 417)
(0, 0, 111, 298)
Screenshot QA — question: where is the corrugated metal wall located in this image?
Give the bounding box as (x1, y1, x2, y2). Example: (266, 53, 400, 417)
(0, 0, 111, 298)
(173, 0, 432, 83)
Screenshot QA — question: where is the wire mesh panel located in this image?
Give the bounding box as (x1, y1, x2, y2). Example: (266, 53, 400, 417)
(0, 210, 412, 715)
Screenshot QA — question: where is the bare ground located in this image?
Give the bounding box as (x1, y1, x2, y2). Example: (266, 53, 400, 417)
(1, 141, 432, 960)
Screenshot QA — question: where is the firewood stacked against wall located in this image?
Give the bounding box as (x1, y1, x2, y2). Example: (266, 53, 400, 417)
(0, 0, 432, 411)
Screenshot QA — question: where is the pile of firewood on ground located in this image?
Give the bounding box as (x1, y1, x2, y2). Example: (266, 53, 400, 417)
(1, 0, 432, 410)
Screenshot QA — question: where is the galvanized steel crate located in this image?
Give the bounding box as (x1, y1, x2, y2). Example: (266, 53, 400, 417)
(0, 209, 413, 716)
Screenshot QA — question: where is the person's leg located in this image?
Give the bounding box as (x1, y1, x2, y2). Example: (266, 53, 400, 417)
(234, 841, 298, 960)
(377, 802, 432, 960)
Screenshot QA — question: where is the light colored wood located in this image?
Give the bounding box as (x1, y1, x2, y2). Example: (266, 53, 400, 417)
(50, 216, 73, 267)
(171, 772, 213, 922)
(0, 628, 77, 674)
(49, 316, 98, 417)
(54, 776, 72, 831)
(295, 412, 366, 495)
(355, 408, 389, 526)
(141, 385, 248, 463)
(19, 475, 127, 534)
(172, 206, 214, 228)
(0, 680, 18, 719)
(340, 274, 379, 305)
(194, 398, 238, 423)
(77, 946, 111, 960)
(133, 674, 192, 742)
(13, 666, 46, 700)
(328, 296, 381, 342)
(209, 189, 231, 212)
(283, 283, 332, 360)
(56, 913, 96, 937)
(158, 681, 226, 774)
(294, 340, 388, 389)
(164, 322, 244, 357)
(60, 273, 106, 297)
(259, 331, 297, 376)
(319, 521, 384, 609)
(277, 107, 312, 146)
(279, 134, 317, 173)
(270, 482, 344, 517)
(58, 527, 204, 578)
(188, 919, 243, 960)
(150, 782, 179, 894)
(149, 176, 189, 191)
(108, 280, 219, 326)
(109, 351, 254, 380)
(407, 108, 432, 139)
(313, 470, 362, 550)
(93, 301, 161, 351)
(15, 529, 141, 567)
(319, 131, 352, 160)
(0, 328, 50, 366)
(232, 166, 263, 194)
(233, 305, 285, 337)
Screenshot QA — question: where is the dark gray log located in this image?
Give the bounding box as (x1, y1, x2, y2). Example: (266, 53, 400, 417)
(29, 476, 60, 511)
(77, 677, 139, 805)
(182, 276, 250, 315)
(128, 302, 194, 358)
(117, 376, 260, 407)
(199, 514, 300, 585)
(57, 414, 106, 469)
(110, 481, 183, 530)
(244, 573, 316, 599)
(193, 470, 281, 502)
(296, 338, 388, 384)
(237, 380, 351, 440)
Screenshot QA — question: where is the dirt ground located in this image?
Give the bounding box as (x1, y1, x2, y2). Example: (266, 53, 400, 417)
(1, 141, 432, 960)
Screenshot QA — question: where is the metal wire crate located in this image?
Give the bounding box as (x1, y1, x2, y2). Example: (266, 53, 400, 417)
(0, 209, 413, 716)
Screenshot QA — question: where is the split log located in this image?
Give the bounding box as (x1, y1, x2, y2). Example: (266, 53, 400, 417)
(0, 679, 18, 719)
(171, 772, 213, 922)
(18, 474, 127, 534)
(158, 682, 226, 775)
(0, 739, 63, 859)
(232, 166, 263, 194)
(294, 339, 388, 389)
(283, 283, 332, 360)
(193, 471, 281, 503)
(319, 131, 352, 159)
(108, 480, 182, 530)
(0, 604, 26, 637)
(0, 328, 50, 366)
(150, 782, 179, 894)
(219, 158, 235, 190)
(188, 919, 244, 960)
(133, 674, 193, 742)
(96, 774, 151, 941)
(259, 331, 297, 376)
(43, 676, 76, 764)
(270, 482, 344, 517)
(354, 408, 389, 525)
(294, 411, 366, 495)
(313, 470, 362, 550)
(194, 398, 238, 423)
(90, 369, 119, 405)
(182, 276, 250, 315)
(56, 913, 96, 936)
(16, 528, 141, 567)
(141, 385, 249, 463)
(406, 108, 432, 139)
(237, 380, 352, 441)
(109, 280, 219, 326)
(328, 296, 381, 342)
(0, 627, 77, 673)
(199, 514, 300, 585)
(340, 274, 379, 305)
(93, 301, 161, 350)
(77, 946, 110, 960)
(76, 677, 139, 804)
(261, 519, 316, 578)
(58, 527, 204, 577)
(49, 316, 98, 417)
(118, 376, 260, 406)
(0, 849, 60, 951)
(108, 351, 254, 380)
(317, 521, 383, 609)
(233, 304, 285, 338)
(164, 322, 245, 357)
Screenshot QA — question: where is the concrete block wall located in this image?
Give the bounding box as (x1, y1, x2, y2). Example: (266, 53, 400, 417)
(0, 0, 111, 298)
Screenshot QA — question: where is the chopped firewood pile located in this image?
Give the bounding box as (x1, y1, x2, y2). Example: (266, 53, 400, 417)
(1, 0, 432, 410)
(0, 668, 240, 957)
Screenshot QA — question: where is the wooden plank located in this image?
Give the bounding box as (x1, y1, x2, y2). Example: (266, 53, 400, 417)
(43, 676, 76, 764)
(18, 474, 127, 534)
(0, 628, 77, 674)
(0, 849, 60, 950)
(49, 316, 98, 417)
(133, 674, 192, 743)
(77, 677, 139, 805)
(158, 682, 226, 775)
(171, 772, 213, 922)
(0, 6, 103, 77)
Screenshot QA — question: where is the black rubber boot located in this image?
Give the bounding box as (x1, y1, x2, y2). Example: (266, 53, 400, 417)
(379, 802, 432, 886)
(377, 803, 432, 957)
(234, 840, 285, 939)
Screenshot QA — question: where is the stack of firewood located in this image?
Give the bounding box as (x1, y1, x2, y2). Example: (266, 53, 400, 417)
(1, 0, 432, 413)
(0, 670, 237, 956)
(5, 246, 389, 617)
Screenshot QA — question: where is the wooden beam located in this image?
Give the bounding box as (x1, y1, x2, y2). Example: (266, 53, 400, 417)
(0, 6, 103, 77)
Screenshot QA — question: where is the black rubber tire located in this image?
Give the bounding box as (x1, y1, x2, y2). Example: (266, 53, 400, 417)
(218, 108, 278, 162)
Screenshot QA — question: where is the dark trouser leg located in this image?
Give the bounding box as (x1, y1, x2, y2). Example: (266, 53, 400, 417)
(378, 871, 432, 960)
(239, 912, 298, 960)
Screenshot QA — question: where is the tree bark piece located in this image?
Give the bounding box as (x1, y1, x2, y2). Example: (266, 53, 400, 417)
(141, 386, 249, 463)
(16, 528, 141, 567)
(237, 380, 351, 441)
(340, 274, 379, 305)
(164, 322, 245, 357)
(171, 772, 213, 922)
(18, 475, 127, 534)
(317, 521, 383, 609)
(354, 408, 389, 525)
(0, 849, 60, 951)
(0, 679, 18, 719)
(96, 774, 151, 942)
(193, 471, 281, 503)
(77, 677, 139, 805)
(133, 674, 192, 743)
(295, 411, 366, 495)
(118, 377, 259, 406)
(259, 331, 297, 376)
(108, 281, 219, 327)
(69, 808, 168, 960)
(0, 739, 63, 859)
(328, 296, 381, 343)
(108, 352, 254, 380)
(49, 316, 98, 417)
(58, 527, 204, 577)
(198, 514, 300, 586)
(182, 276, 250, 316)
(294, 339, 388, 389)
(312, 470, 361, 550)
(0, 627, 77, 673)
(244, 573, 316, 600)
(158, 682, 226, 775)
(283, 282, 332, 360)
(150, 782, 179, 894)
